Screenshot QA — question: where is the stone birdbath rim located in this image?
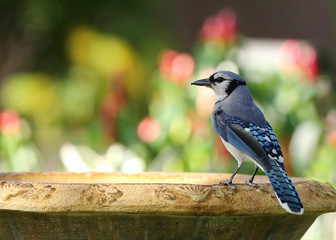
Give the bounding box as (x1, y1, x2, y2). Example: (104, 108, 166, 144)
(0, 171, 335, 216)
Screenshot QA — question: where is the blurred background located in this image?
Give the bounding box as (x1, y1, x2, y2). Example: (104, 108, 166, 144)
(0, 1, 336, 239)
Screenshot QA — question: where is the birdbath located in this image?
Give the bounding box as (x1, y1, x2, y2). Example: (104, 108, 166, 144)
(0, 172, 335, 240)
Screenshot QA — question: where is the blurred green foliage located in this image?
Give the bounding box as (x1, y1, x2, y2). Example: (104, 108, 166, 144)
(0, 2, 335, 190)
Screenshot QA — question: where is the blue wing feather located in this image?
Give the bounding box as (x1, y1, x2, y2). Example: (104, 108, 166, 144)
(213, 111, 285, 169)
(226, 125, 268, 166)
(213, 113, 263, 162)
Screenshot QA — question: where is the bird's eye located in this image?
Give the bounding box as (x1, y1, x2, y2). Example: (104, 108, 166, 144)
(215, 76, 225, 83)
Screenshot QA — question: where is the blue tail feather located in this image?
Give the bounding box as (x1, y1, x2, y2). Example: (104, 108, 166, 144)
(266, 160, 304, 215)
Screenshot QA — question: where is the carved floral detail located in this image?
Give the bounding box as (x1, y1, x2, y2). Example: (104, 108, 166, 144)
(212, 185, 227, 200)
(0, 181, 56, 201)
(41, 184, 57, 198)
(154, 184, 223, 203)
(176, 185, 211, 202)
(81, 184, 123, 205)
(154, 186, 177, 201)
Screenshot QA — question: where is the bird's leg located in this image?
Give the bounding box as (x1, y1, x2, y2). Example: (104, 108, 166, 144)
(219, 163, 242, 192)
(244, 165, 259, 188)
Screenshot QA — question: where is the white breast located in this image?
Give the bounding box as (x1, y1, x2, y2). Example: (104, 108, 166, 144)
(221, 138, 265, 171)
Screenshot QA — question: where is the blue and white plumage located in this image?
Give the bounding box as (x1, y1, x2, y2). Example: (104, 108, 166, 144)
(191, 71, 304, 215)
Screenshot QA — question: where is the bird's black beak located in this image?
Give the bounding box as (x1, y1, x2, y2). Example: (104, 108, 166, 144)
(191, 78, 211, 87)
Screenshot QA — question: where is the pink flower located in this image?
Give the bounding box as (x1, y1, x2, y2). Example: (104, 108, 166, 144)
(0, 110, 20, 136)
(137, 117, 161, 143)
(280, 39, 319, 82)
(159, 50, 195, 86)
(301, 44, 318, 80)
(200, 9, 238, 43)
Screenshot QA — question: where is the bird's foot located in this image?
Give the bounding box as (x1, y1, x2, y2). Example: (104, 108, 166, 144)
(219, 179, 236, 192)
(244, 180, 257, 188)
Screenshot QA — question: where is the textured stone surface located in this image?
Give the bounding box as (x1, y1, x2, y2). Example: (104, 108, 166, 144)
(0, 172, 335, 239)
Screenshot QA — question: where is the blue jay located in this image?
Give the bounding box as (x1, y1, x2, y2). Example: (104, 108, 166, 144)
(192, 71, 304, 215)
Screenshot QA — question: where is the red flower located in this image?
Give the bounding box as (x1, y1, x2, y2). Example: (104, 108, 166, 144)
(137, 117, 161, 143)
(327, 130, 336, 148)
(200, 9, 238, 43)
(0, 110, 20, 136)
(159, 50, 195, 86)
(280, 39, 319, 82)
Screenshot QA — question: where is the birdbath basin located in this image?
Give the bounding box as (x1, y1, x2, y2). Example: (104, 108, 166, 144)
(0, 172, 335, 240)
